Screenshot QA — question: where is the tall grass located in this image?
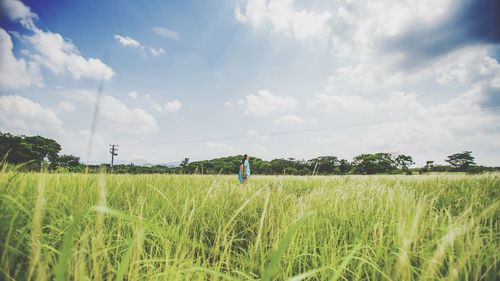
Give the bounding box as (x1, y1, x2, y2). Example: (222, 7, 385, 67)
(0, 172, 498, 280)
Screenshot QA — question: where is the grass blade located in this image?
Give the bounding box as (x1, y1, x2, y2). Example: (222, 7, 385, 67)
(115, 238, 134, 281)
(261, 211, 314, 281)
(54, 214, 82, 281)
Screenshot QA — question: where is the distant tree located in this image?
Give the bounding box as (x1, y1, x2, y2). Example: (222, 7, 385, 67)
(0, 133, 61, 169)
(0, 133, 33, 164)
(270, 159, 289, 174)
(338, 159, 351, 174)
(308, 156, 339, 174)
(52, 154, 80, 169)
(395, 154, 414, 172)
(23, 135, 61, 163)
(420, 160, 435, 173)
(445, 151, 475, 171)
(352, 153, 396, 174)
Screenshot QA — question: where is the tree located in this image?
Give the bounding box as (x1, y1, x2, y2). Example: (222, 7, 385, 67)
(420, 160, 434, 173)
(338, 159, 351, 174)
(352, 153, 396, 174)
(308, 156, 339, 174)
(0, 133, 61, 169)
(395, 154, 414, 172)
(178, 157, 192, 173)
(0, 133, 33, 164)
(445, 151, 475, 171)
(52, 154, 80, 170)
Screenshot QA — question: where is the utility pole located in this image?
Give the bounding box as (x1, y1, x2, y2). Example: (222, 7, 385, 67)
(109, 144, 118, 172)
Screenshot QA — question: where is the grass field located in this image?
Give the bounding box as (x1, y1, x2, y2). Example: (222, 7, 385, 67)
(0, 172, 499, 280)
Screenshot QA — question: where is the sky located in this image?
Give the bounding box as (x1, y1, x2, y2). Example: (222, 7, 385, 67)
(0, 0, 499, 166)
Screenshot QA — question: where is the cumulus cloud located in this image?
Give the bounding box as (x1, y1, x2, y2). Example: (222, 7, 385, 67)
(151, 100, 182, 114)
(61, 89, 159, 134)
(127, 90, 151, 100)
(238, 89, 296, 116)
(152, 26, 180, 40)
(114, 34, 165, 56)
(100, 96, 158, 133)
(58, 101, 76, 112)
(383, 0, 500, 66)
(164, 100, 182, 113)
(26, 29, 114, 80)
(1, 0, 115, 82)
(308, 94, 374, 113)
(308, 86, 500, 165)
(128, 91, 139, 99)
(235, 0, 332, 41)
(0, 95, 64, 135)
(274, 115, 304, 125)
(152, 104, 163, 113)
(0, 0, 37, 28)
(433, 48, 500, 107)
(114, 34, 141, 48)
(0, 28, 43, 89)
(149, 47, 165, 56)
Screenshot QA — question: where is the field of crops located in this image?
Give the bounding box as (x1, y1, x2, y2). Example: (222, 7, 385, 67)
(0, 172, 498, 280)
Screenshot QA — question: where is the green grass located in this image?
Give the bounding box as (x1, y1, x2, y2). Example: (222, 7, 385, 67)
(0, 172, 499, 280)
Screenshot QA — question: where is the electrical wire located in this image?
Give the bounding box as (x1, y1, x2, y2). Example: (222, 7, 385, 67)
(138, 103, 500, 146)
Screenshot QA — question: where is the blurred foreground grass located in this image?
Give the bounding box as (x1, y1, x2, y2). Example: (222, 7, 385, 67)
(0, 172, 499, 280)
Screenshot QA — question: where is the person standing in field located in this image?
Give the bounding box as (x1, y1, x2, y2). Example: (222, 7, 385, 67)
(238, 159, 245, 183)
(243, 154, 251, 181)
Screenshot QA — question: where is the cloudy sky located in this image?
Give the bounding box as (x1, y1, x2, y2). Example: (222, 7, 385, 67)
(1, 0, 499, 166)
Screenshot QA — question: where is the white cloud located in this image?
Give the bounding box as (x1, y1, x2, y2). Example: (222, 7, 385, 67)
(61, 89, 158, 134)
(58, 101, 76, 112)
(330, 0, 453, 58)
(2, 0, 114, 82)
(165, 100, 182, 113)
(152, 26, 180, 40)
(0, 95, 63, 135)
(149, 47, 165, 56)
(274, 115, 304, 125)
(114, 34, 141, 48)
(150, 100, 182, 114)
(28, 28, 114, 80)
(235, 0, 332, 41)
(308, 93, 375, 112)
(128, 91, 139, 99)
(152, 104, 163, 113)
(127, 90, 151, 100)
(0, 28, 43, 89)
(0, 0, 37, 28)
(114, 34, 165, 56)
(308, 91, 426, 119)
(436, 49, 500, 87)
(308, 86, 500, 165)
(101, 96, 158, 134)
(238, 89, 296, 116)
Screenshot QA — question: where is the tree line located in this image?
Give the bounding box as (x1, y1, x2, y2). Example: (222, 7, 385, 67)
(1, 132, 497, 174)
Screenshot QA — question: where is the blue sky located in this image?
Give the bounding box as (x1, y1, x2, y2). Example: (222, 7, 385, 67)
(1, 0, 499, 166)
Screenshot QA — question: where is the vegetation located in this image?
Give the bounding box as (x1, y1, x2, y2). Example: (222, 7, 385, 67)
(1, 131, 499, 175)
(0, 171, 498, 280)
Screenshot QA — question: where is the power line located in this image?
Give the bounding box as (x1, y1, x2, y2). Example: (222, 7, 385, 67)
(138, 103, 500, 146)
